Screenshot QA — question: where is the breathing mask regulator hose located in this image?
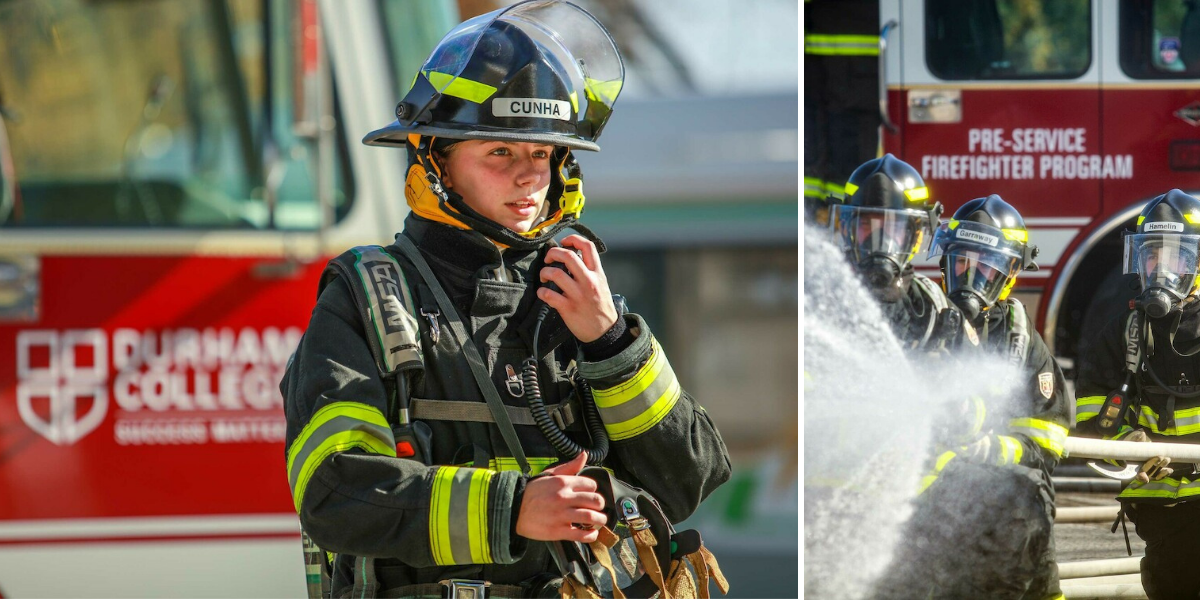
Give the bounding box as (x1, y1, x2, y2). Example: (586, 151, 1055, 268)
(521, 267, 610, 466)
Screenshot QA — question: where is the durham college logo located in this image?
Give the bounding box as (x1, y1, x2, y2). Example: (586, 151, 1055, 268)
(17, 330, 108, 446)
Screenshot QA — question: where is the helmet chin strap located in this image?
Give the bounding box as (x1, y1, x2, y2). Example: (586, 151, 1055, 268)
(413, 137, 607, 252)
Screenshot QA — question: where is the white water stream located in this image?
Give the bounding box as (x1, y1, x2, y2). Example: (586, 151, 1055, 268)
(802, 226, 1022, 598)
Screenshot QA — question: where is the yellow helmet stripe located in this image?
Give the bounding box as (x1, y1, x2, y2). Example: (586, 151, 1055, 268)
(425, 71, 498, 104)
(904, 186, 929, 202)
(1002, 228, 1028, 242)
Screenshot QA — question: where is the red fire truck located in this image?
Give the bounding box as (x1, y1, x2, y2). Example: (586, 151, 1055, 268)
(0, 0, 798, 596)
(881, 0, 1200, 370)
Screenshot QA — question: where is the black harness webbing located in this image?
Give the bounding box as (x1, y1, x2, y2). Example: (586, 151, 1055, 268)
(394, 233, 532, 475)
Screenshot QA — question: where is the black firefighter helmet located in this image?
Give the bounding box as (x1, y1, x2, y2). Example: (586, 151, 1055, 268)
(1123, 189, 1200, 319)
(929, 195, 1039, 323)
(363, 0, 624, 249)
(831, 154, 942, 301)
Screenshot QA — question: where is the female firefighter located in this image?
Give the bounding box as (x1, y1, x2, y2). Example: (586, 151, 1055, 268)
(1076, 189, 1200, 599)
(280, 2, 731, 598)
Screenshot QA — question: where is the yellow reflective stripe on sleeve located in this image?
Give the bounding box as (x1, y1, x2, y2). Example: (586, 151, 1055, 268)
(804, 177, 825, 199)
(285, 402, 397, 512)
(805, 34, 880, 56)
(995, 435, 1024, 465)
(1076, 395, 1105, 422)
(424, 71, 498, 104)
(592, 339, 682, 440)
(430, 466, 495, 565)
(934, 450, 957, 472)
(918, 450, 959, 495)
(1008, 418, 1068, 457)
(917, 475, 938, 495)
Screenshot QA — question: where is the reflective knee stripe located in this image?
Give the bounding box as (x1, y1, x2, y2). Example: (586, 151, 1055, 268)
(1076, 395, 1104, 422)
(804, 34, 880, 56)
(429, 466, 495, 565)
(995, 435, 1025, 465)
(1008, 418, 1068, 458)
(286, 402, 397, 512)
(918, 450, 958, 495)
(1135, 404, 1200, 435)
(592, 339, 682, 440)
(1119, 475, 1200, 501)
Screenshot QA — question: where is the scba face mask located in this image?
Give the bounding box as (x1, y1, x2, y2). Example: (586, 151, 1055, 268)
(831, 205, 932, 300)
(1123, 234, 1200, 319)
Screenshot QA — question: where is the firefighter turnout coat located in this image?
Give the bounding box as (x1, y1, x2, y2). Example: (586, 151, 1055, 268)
(281, 216, 731, 595)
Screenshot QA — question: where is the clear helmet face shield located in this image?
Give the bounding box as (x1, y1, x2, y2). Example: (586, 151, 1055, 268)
(940, 247, 1022, 306)
(928, 220, 1025, 306)
(831, 205, 933, 266)
(1123, 233, 1200, 301)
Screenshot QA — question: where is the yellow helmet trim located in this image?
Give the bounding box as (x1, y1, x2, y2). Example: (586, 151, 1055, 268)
(584, 78, 623, 105)
(904, 186, 929, 202)
(1137, 216, 1146, 225)
(424, 71, 498, 104)
(843, 182, 859, 197)
(947, 219, 959, 229)
(1187, 212, 1200, 224)
(1002, 228, 1028, 242)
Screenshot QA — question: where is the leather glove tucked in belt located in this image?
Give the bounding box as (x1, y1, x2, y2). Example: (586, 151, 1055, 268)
(1125, 429, 1173, 483)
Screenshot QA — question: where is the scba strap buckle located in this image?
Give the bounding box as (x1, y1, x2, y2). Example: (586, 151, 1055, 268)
(440, 578, 489, 599)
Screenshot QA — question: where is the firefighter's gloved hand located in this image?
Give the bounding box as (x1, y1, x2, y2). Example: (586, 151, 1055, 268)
(932, 397, 986, 448)
(958, 435, 993, 463)
(1125, 429, 1173, 483)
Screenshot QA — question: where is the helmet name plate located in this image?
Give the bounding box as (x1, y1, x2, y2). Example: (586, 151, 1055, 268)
(1146, 221, 1186, 232)
(492, 98, 572, 121)
(956, 229, 999, 247)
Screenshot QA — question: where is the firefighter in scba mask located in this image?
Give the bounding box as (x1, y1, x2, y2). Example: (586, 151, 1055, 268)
(1076, 189, 1200, 599)
(280, 2, 731, 598)
(831, 154, 964, 354)
(870, 195, 1070, 600)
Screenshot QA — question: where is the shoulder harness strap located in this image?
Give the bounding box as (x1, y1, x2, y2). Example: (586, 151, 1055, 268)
(322, 245, 423, 377)
(1124, 309, 1144, 375)
(1006, 299, 1031, 371)
(910, 275, 948, 349)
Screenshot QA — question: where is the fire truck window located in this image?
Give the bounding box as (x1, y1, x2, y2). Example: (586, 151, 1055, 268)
(0, 0, 351, 229)
(1120, 0, 1200, 78)
(925, 0, 1091, 80)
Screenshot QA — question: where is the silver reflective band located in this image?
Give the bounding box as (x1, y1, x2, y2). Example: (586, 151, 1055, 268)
(492, 98, 572, 121)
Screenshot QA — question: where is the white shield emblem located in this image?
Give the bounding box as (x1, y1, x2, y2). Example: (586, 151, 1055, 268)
(16, 329, 109, 445)
(1039, 372, 1054, 399)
